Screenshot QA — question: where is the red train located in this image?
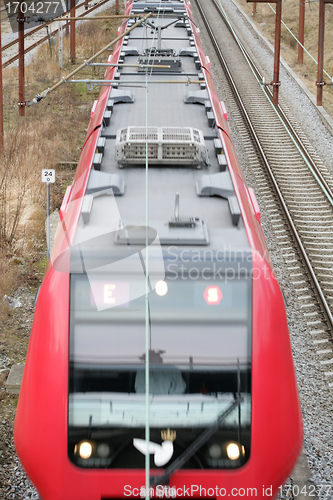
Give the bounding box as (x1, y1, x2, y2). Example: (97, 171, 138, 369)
(14, 0, 303, 498)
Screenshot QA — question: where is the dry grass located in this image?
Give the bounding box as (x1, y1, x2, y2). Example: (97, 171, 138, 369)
(0, 5, 123, 291)
(236, 0, 333, 114)
(0, 255, 20, 309)
(0, 119, 58, 256)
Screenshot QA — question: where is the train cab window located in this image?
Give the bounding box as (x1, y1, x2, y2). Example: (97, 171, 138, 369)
(68, 272, 252, 470)
(134, 370, 187, 394)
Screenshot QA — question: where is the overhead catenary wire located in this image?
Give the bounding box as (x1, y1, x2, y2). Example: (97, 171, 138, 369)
(144, 2, 165, 497)
(145, 63, 150, 500)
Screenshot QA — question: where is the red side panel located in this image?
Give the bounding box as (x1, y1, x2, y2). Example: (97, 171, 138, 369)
(248, 188, 261, 225)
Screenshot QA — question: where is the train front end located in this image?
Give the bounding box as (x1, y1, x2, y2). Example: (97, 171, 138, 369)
(14, 0, 302, 497)
(14, 246, 302, 499)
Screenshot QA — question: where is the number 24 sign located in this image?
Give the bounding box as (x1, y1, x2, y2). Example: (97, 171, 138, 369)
(42, 169, 55, 184)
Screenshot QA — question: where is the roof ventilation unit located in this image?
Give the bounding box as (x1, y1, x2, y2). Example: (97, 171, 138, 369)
(115, 126, 207, 167)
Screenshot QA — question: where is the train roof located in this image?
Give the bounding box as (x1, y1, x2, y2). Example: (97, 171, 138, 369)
(71, 0, 251, 260)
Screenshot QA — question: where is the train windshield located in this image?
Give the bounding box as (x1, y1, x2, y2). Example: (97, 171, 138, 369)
(68, 272, 252, 469)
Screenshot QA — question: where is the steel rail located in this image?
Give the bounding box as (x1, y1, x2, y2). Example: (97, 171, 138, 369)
(2, 24, 51, 52)
(2, 0, 112, 67)
(211, 0, 333, 207)
(194, 0, 333, 331)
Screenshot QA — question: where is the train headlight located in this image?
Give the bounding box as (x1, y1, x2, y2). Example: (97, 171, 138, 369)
(79, 441, 93, 459)
(226, 442, 240, 460)
(97, 443, 110, 458)
(155, 280, 168, 296)
(208, 444, 222, 459)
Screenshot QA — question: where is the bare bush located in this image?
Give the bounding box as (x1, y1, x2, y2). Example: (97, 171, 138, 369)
(0, 5, 123, 267)
(0, 117, 61, 256)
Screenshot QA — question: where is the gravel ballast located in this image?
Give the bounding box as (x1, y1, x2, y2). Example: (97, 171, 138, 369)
(1, 0, 333, 498)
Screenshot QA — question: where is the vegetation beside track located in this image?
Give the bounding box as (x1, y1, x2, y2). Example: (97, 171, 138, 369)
(0, 7, 124, 498)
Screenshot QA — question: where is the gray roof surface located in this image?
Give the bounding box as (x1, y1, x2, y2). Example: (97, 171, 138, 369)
(74, 0, 251, 254)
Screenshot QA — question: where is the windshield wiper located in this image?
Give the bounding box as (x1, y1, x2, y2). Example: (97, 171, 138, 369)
(150, 396, 243, 486)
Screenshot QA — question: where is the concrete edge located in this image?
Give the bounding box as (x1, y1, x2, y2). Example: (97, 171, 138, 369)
(291, 448, 318, 498)
(228, 0, 333, 136)
(4, 363, 24, 394)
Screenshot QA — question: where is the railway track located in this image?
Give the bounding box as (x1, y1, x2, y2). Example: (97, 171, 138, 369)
(193, 0, 333, 385)
(1, 0, 112, 67)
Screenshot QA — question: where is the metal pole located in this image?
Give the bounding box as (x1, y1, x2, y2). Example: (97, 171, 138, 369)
(18, 2, 25, 116)
(70, 0, 75, 62)
(298, 0, 305, 64)
(272, 0, 282, 106)
(253, 2, 257, 15)
(66, 0, 69, 36)
(58, 21, 63, 68)
(47, 183, 50, 260)
(317, 0, 325, 106)
(0, 9, 4, 154)
(115, 0, 119, 15)
(46, 25, 53, 57)
(85, 0, 89, 10)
